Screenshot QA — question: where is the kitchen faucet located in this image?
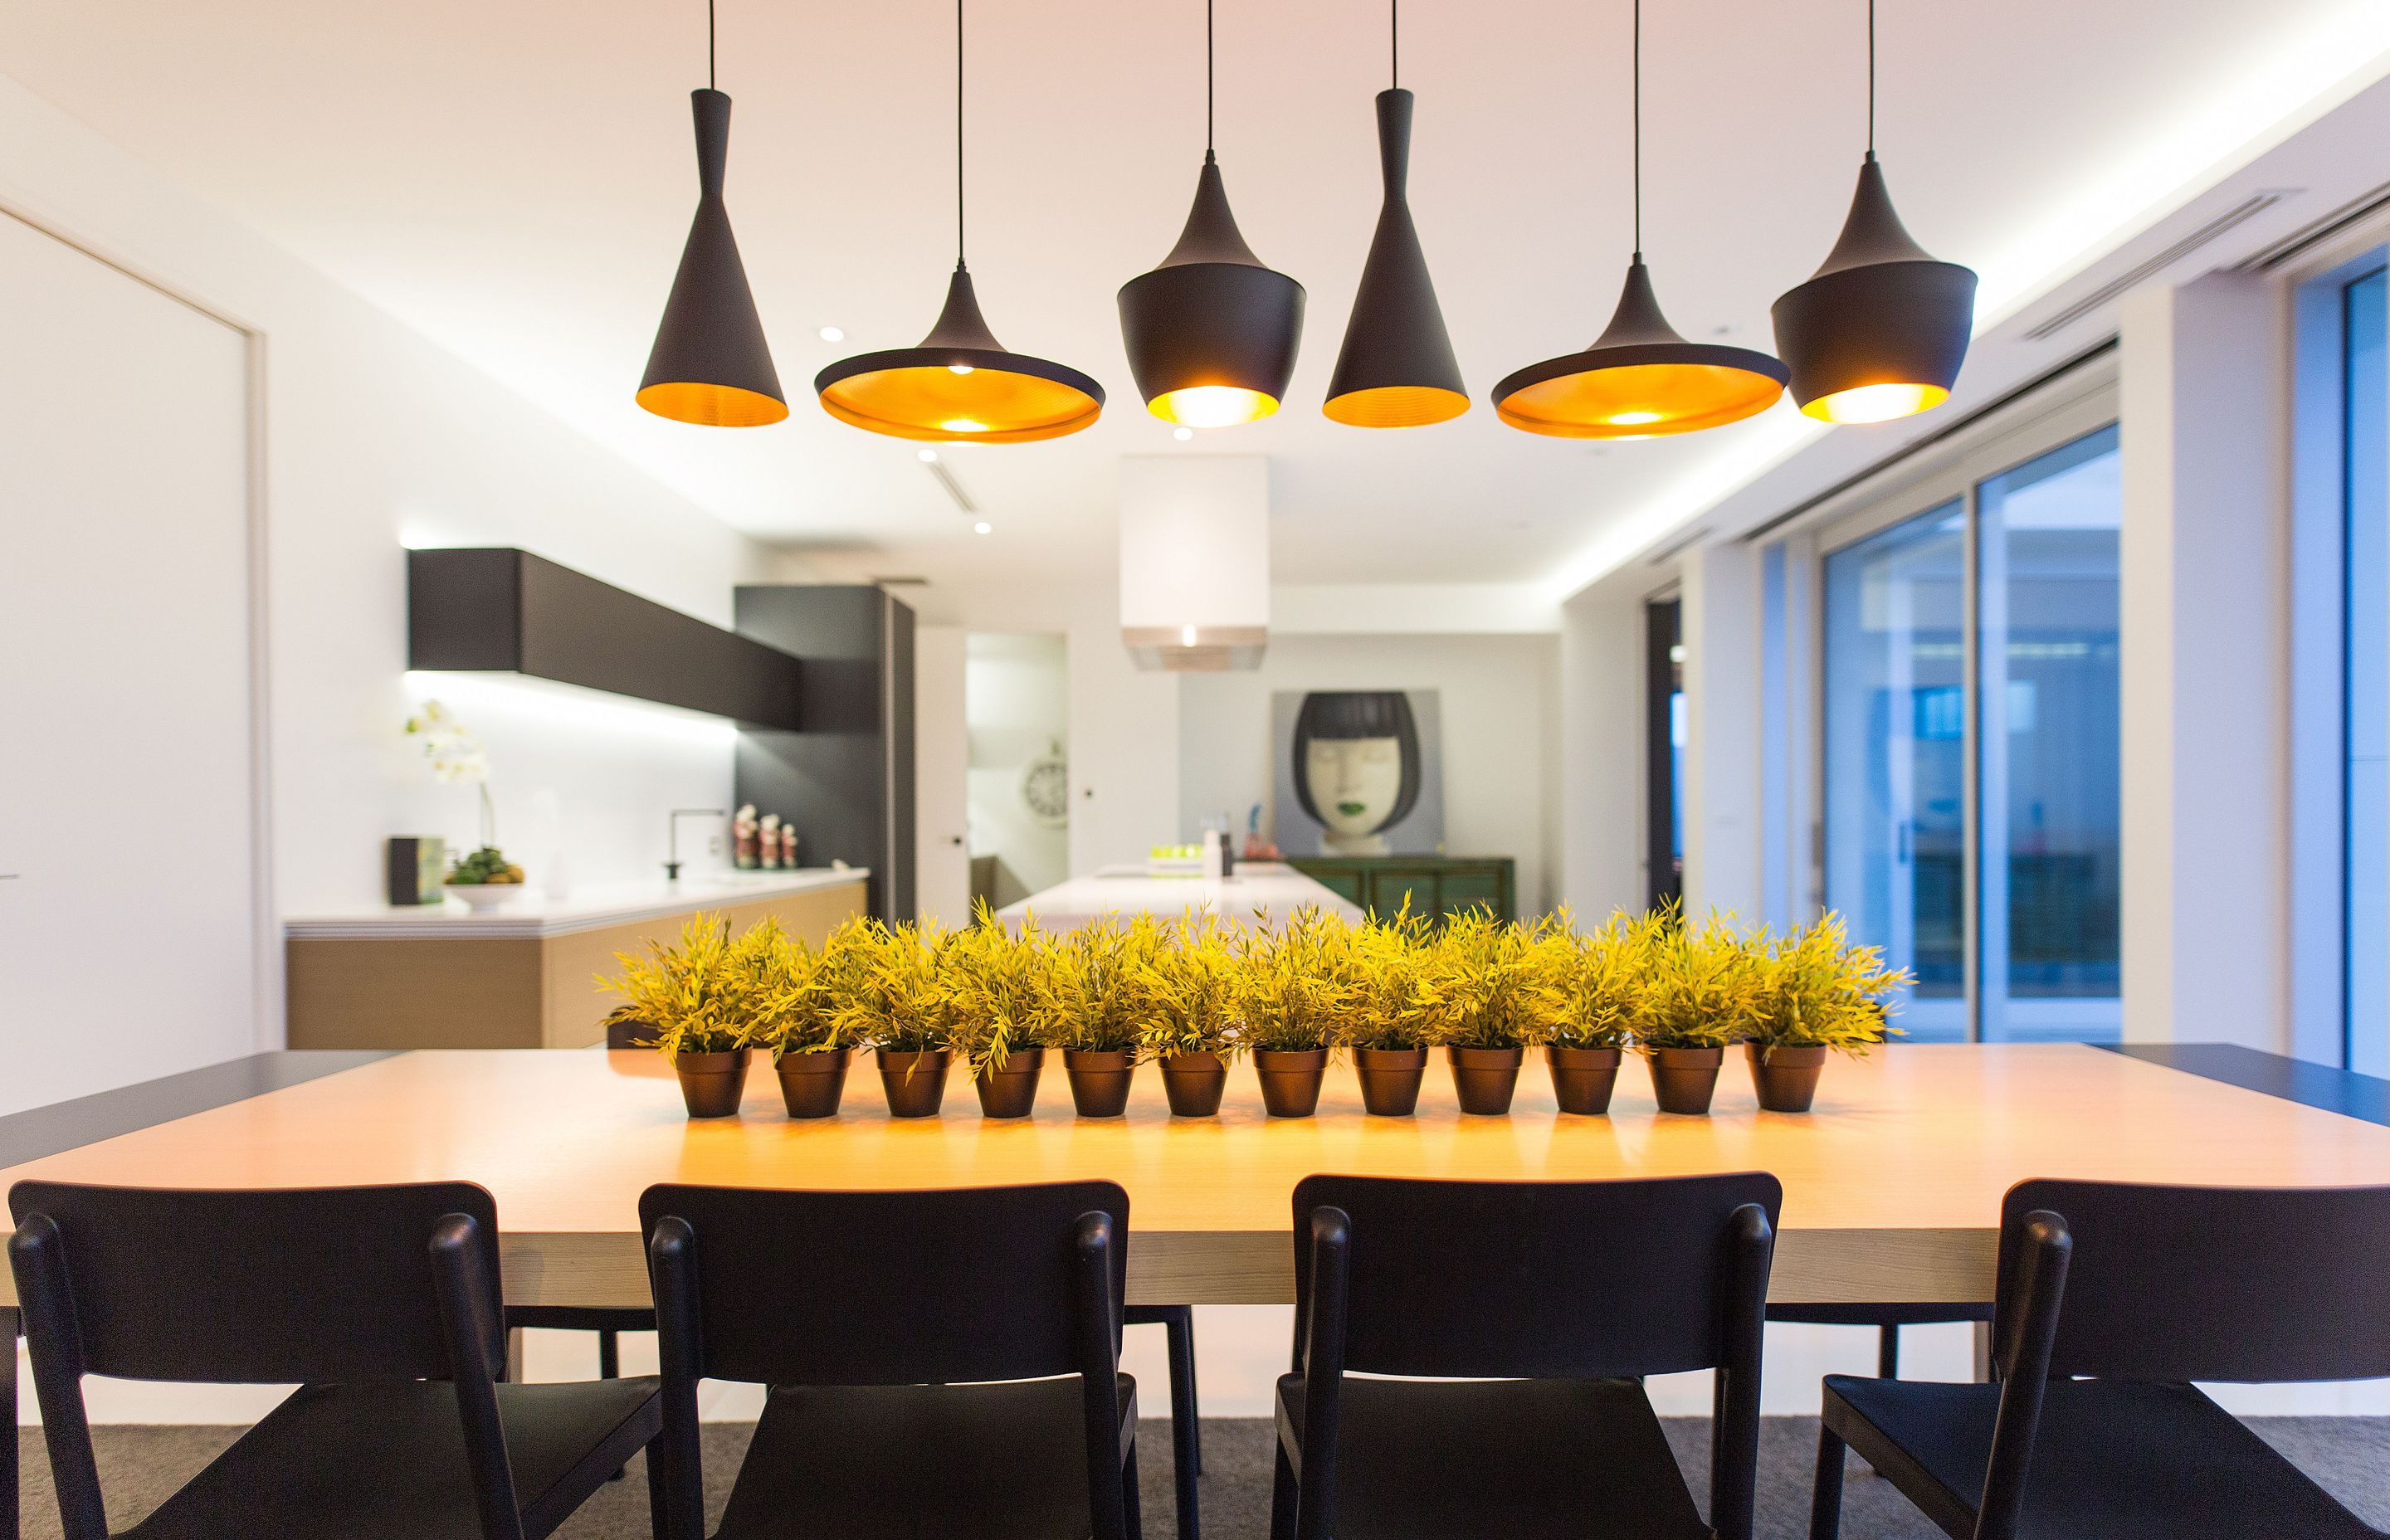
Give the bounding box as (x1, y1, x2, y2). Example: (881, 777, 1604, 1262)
(664, 808, 727, 882)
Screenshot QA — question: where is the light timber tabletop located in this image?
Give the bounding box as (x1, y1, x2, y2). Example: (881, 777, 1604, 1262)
(4, 1043, 2387, 1310)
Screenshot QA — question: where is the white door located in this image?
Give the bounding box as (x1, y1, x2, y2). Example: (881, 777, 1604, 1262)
(0, 214, 259, 1115)
(914, 625, 972, 927)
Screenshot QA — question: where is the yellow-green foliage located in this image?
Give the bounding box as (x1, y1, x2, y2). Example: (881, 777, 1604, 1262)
(1237, 906, 1361, 1053)
(1632, 909, 1765, 1050)
(1131, 914, 1246, 1060)
(1339, 907, 1445, 1050)
(1519, 909, 1651, 1050)
(824, 916, 953, 1052)
(942, 904, 1051, 1075)
(1039, 916, 1166, 1056)
(1747, 913, 1910, 1055)
(1426, 909, 1554, 1049)
(601, 914, 777, 1060)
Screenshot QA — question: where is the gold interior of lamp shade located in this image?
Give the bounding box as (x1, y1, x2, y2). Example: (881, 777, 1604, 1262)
(635, 379, 792, 428)
(819, 363, 1103, 443)
(1323, 383, 1471, 429)
(1148, 384, 1280, 427)
(1802, 381, 1948, 425)
(1495, 361, 1784, 439)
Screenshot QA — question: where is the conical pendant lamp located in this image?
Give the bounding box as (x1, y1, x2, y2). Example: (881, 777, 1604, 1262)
(637, 0, 788, 427)
(1493, 0, 1785, 439)
(814, 0, 1103, 443)
(1324, 2, 1466, 428)
(1771, 0, 1975, 424)
(1118, 0, 1305, 428)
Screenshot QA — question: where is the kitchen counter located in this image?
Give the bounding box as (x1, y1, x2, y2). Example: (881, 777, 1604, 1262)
(994, 860, 1362, 932)
(283, 867, 868, 1050)
(284, 868, 871, 940)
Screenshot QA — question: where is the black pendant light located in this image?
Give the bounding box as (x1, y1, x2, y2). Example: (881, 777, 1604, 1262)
(637, 0, 788, 428)
(1493, 0, 1786, 439)
(815, 0, 1104, 443)
(1118, 0, 1305, 428)
(1771, 0, 1976, 424)
(1324, 0, 1467, 428)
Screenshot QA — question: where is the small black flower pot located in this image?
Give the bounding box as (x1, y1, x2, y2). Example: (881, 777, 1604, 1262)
(1354, 1045, 1428, 1116)
(1747, 1043, 1827, 1113)
(1546, 1045, 1622, 1116)
(975, 1046, 1046, 1119)
(877, 1047, 953, 1118)
(1064, 1049, 1139, 1117)
(773, 1046, 851, 1118)
(1447, 1045, 1524, 1115)
(1648, 1046, 1725, 1114)
(1253, 1048, 1329, 1118)
(674, 1048, 752, 1118)
(1159, 1052, 1228, 1117)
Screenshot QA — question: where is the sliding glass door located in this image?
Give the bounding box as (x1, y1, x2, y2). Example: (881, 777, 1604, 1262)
(1816, 415, 2121, 1043)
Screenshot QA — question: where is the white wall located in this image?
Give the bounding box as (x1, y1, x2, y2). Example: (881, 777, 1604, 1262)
(1177, 633, 1563, 914)
(0, 74, 768, 962)
(967, 631, 1071, 902)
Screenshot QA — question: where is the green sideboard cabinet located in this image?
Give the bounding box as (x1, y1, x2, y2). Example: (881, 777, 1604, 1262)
(1288, 856, 1516, 924)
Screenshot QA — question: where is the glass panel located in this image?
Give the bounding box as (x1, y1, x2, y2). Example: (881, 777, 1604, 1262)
(1824, 503, 1968, 1041)
(1976, 426, 2121, 1042)
(2345, 266, 2389, 1075)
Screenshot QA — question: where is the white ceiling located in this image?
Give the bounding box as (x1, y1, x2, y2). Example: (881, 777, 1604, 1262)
(6, 0, 2387, 591)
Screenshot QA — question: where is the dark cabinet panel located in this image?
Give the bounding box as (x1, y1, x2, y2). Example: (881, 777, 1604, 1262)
(1289, 856, 1517, 924)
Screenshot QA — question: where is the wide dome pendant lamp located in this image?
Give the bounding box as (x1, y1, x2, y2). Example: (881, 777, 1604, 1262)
(1117, 0, 1305, 428)
(1493, 0, 1786, 439)
(1770, 0, 1976, 424)
(1323, 0, 1467, 427)
(637, 0, 789, 426)
(814, 0, 1103, 443)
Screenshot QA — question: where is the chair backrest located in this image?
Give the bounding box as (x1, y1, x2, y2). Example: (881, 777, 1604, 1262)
(638, 1181, 1129, 1386)
(1290, 1172, 1782, 1379)
(7, 1180, 503, 1384)
(1998, 1179, 2390, 1383)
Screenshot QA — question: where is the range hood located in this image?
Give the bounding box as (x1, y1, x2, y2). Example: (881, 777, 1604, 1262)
(1119, 455, 1269, 671)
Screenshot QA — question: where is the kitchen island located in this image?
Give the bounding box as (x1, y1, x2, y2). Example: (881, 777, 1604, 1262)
(284, 868, 868, 1050)
(993, 860, 1363, 932)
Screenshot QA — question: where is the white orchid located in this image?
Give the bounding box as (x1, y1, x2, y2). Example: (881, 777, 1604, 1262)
(407, 699, 498, 846)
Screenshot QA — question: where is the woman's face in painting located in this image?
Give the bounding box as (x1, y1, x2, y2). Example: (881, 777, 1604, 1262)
(1305, 736, 1405, 836)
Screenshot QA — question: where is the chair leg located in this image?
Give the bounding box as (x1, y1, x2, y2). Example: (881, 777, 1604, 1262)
(1124, 1431, 1144, 1539)
(1165, 1310, 1202, 1477)
(1810, 1421, 1847, 1540)
(599, 1329, 627, 1480)
(1270, 1437, 1298, 1540)
(4, 1307, 18, 1540)
(1876, 1323, 1900, 1380)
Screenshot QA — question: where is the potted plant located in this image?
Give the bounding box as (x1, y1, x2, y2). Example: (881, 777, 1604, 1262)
(1135, 915, 1244, 1117)
(831, 919, 955, 1118)
(1428, 911, 1542, 1114)
(1043, 917, 1157, 1117)
(1743, 914, 1908, 1112)
(1237, 908, 1351, 1118)
(1525, 910, 1643, 1115)
(760, 920, 855, 1118)
(1339, 908, 1440, 1116)
(602, 915, 764, 1118)
(1632, 909, 1757, 1114)
(943, 909, 1050, 1119)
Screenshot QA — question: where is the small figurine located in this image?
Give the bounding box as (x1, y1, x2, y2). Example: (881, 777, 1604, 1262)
(778, 823, 800, 867)
(733, 804, 759, 869)
(759, 812, 783, 870)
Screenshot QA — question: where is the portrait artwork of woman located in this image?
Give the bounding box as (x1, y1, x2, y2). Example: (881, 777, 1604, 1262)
(1290, 690, 1424, 856)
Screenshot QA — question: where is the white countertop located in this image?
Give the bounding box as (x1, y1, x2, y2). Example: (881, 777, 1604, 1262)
(283, 868, 871, 940)
(993, 861, 1360, 933)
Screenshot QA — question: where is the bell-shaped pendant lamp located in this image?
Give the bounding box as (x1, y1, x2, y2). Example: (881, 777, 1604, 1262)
(1494, 0, 1785, 439)
(1771, 2, 1975, 424)
(1118, 0, 1305, 428)
(637, 3, 788, 427)
(814, 0, 1103, 443)
(1324, 4, 1466, 428)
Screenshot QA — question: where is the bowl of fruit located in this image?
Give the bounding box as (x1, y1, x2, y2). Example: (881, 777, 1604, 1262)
(445, 846, 528, 909)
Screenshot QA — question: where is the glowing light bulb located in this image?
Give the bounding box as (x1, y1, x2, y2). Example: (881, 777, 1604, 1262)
(939, 418, 988, 434)
(1803, 382, 1945, 425)
(1180, 624, 1198, 647)
(1154, 385, 1275, 427)
(1607, 410, 1663, 426)
(949, 363, 975, 375)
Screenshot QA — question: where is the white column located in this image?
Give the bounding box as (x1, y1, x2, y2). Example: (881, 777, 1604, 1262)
(2117, 274, 2288, 1049)
(1681, 540, 1765, 921)
(1557, 578, 1651, 919)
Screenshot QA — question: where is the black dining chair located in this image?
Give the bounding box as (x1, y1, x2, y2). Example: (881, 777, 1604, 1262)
(641, 1180, 1141, 1540)
(1812, 1178, 2390, 1540)
(1273, 1172, 1782, 1540)
(7, 1180, 663, 1540)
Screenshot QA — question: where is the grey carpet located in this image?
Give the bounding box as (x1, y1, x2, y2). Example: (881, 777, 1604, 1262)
(16, 1416, 2390, 1538)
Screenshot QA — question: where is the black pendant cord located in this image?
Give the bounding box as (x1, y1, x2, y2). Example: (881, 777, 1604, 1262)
(1866, 0, 1876, 156)
(956, 0, 966, 265)
(1630, 0, 1641, 260)
(1391, 0, 1398, 90)
(708, 0, 716, 90)
(1205, 0, 1215, 154)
